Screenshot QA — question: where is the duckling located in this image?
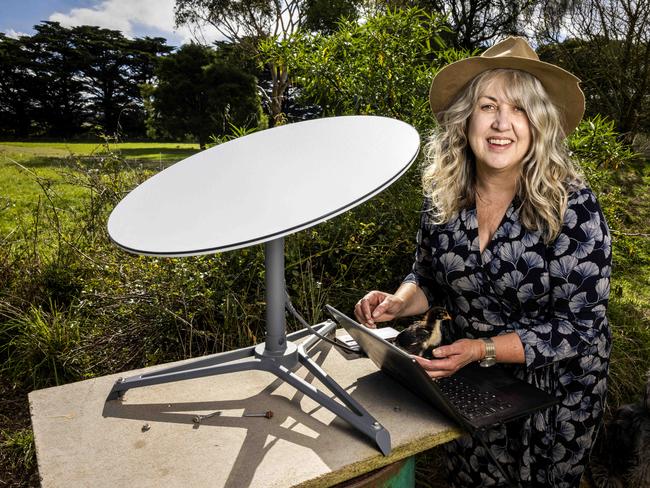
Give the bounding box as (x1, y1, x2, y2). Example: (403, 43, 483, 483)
(395, 307, 451, 359)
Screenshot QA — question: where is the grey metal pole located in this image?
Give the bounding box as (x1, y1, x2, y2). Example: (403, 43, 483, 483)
(264, 237, 287, 355)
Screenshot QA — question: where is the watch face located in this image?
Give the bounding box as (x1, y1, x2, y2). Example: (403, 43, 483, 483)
(479, 358, 497, 368)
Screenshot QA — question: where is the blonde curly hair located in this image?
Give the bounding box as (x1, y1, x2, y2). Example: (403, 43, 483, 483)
(422, 68, 584, 243)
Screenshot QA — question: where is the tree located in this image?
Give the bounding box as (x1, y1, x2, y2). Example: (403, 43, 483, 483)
(0, 34, 35, 137)
(0, 22, 172, 139)
(265, 8, 464, 129)
(302, 0, 361, 34)
(535, 0, 650, 139)
(26, 22, 88, 137)
(370, 0, 540, 50)
(174, 0, 365, 125)
(71, 25, 170, 137)
(150, 43, 261, 148)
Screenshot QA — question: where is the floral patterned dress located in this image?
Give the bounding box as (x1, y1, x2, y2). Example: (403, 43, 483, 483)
(403, 186, 612, 488)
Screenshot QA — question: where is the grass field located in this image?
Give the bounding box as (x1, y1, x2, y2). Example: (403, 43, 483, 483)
(0, 141, 200, 237)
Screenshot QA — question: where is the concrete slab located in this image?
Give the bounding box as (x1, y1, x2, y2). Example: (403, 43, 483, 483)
(29, 335, 462, 488)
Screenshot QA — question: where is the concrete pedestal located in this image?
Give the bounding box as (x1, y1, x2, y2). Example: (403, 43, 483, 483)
(29, 336, 462, 487)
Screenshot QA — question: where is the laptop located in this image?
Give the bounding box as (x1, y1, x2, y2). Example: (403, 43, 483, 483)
(325, 304, 559, 433)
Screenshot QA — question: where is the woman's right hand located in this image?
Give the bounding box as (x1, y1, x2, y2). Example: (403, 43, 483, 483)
(354, 291, 406, 328)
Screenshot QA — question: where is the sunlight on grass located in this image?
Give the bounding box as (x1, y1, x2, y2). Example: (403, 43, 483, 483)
(0, 142, 201, 237)
(0, 141, 200, 163)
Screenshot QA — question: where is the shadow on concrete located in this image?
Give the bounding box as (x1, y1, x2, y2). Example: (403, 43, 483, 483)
(101, 342, 393, 488)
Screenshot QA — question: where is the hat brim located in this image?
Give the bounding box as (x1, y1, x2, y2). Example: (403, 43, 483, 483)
(429, 56, 585, 135)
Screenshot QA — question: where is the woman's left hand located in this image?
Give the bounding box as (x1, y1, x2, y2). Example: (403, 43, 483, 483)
(413, 339, 484, 379)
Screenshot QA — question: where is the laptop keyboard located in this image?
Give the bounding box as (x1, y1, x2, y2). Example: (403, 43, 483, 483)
(437, 376, 513, 420)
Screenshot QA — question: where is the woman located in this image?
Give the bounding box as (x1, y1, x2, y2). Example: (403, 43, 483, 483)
(355, 37, 611, 488)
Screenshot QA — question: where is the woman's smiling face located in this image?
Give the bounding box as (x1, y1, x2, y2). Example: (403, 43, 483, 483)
(467, 76, 532, 179)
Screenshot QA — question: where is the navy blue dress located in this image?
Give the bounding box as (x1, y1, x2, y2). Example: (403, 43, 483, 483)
(404, 186, 611, 487)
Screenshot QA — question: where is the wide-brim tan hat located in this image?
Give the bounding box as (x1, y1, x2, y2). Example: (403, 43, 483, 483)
(429, 36, 585, 135)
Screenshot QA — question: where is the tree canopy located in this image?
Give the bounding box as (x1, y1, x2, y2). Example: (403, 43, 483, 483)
(0, 22, 171, 139)
(149, 43, 261, 148)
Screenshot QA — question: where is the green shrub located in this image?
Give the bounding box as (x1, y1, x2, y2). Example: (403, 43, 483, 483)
(0, 302, 91, 389)
(0, 428, 35, 471)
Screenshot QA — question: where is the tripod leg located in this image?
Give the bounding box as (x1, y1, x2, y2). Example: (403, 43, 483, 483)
(105, 322, 334, 402)
(107, 353, 260, 401)
(259, 352, 392, 456)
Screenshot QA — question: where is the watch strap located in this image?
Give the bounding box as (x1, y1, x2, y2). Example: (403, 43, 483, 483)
(479, 337, 496, 367)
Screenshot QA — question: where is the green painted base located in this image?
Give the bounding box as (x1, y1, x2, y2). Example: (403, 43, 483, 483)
(336, 456, 416, 488)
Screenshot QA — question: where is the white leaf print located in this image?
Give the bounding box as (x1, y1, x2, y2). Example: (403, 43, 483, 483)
(594, 378, 607, 395)
(522, 252, 544, 269)
(558, 420, 576, 441)
(556, 407, 572, 422)
(564, 208, 578, 228)
(574, 239, 595, 259)
(564, 390, 582, 406)
(553, 234, 571, 256)
(453, 231, 467, 246)
(575, 433, 593, 450)
(557, 338, 575, 357)
(557, 321, 575, 335)
(522, 230, 540, 247)
(508, 221, 522, 238)
(470, 236, 481, 252)
(455, 295, 470, 313)
(499, 270, 525, 290)
(538, 339, 556, 357)
(579, 356, 600, 371)
(581, 215, 603, 242)
(569, 292, 590, 313)
(570, 190, 590, 204)
(465, 211, 478, 229)
(552, 443, 566, 462)
(553, 283, 577, 300)
(595, 278, 610, 300)
(578, 374, 596, 386)
(455, 314, 469, 329)
(592, 304, 607, 318)
(453, 275, 481, 292)
(498, 241, 525, 263)
(574, 261, 599, 280)
(471, 296, 491, 309)
(440, 253, 465, 274)
(524, 345, 536, 364)
(437, 234, 449, 250)
(550, 255, 578, 279)
(532, 322, 553, 334)
(518, 283, 538, 302)
(474, 321, 495, 331)
(483, 309, 505, 326)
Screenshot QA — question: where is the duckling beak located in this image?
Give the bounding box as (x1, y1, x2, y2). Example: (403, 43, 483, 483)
(442, 311, 451, 321)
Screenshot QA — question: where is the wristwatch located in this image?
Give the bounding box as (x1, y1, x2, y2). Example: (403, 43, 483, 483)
(479, 337, 497, 368)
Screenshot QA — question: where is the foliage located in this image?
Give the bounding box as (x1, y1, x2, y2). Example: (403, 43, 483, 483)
(148, 43, 262, 148)
(0, 303, 90, 389)
(569, 115, 638, 171)
(381, 0, 546, 50)
(567, 116, 650, 274)
(261, 8, 467, 128)
(535, 0, 650, 139)
(174, 0, 307, 126)
(0, 428, 35, 471)
(0, 22, 172, 139)
(301, 0, 361, 34)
